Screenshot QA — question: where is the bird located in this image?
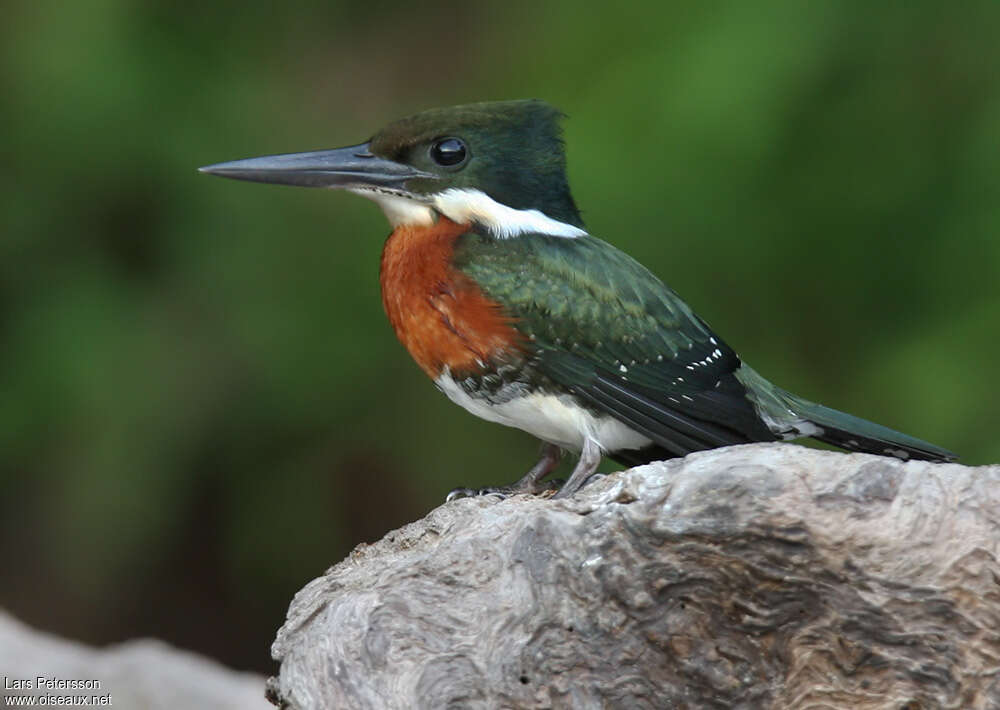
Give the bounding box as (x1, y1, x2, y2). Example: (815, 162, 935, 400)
(200, 99, 956, 499)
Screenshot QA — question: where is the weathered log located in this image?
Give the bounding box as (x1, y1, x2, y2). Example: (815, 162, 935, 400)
(269, 443, 1000, 709)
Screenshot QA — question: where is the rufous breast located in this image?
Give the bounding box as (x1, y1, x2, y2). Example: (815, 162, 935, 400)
(380, 217, 524, 379)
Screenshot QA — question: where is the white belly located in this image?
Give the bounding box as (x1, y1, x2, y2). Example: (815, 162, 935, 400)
(436, 372, 652, 453)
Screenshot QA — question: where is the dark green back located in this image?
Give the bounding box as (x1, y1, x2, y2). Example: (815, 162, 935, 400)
(452, 231, 775, 452)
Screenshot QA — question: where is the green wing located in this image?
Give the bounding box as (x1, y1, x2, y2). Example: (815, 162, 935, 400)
(452, 232, 775, 455)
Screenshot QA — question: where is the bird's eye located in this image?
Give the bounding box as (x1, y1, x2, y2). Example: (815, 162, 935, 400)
(430, 137, 468, 167)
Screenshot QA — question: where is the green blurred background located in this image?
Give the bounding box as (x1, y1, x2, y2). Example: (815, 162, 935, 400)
(2, 0, 998, 673)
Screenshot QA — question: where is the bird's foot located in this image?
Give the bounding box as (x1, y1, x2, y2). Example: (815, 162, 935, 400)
(444, 443, 563, 502)
(446, 478, 565, 502)
(549, 438, 603, 500)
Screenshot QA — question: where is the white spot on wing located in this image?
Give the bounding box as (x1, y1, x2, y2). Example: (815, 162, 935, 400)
(759, 414, 825, 440)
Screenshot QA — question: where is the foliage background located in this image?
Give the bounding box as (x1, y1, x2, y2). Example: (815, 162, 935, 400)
(2, 0, 998, 673)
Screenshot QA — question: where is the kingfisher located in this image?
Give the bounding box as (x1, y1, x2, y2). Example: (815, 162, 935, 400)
(200, 100, 956, 499)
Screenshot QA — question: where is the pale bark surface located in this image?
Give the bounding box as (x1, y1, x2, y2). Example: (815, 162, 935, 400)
(0, 611, 270, 710)
(270, 443, 1000, 710)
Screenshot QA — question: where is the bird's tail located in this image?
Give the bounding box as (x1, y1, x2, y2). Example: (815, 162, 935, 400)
(788, 398, 957, 462)
(736, 365, 957, 463)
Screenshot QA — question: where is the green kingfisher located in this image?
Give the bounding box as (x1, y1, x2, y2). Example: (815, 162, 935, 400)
(200, 100, 956, 499)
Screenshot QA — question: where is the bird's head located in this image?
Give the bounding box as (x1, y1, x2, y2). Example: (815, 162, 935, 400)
(201, 100, 584, 238)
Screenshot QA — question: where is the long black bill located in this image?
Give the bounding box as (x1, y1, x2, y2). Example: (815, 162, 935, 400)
(198, 142, 436, 189)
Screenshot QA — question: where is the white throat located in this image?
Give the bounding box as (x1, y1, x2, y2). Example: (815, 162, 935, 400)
(353, 186, 585, 239)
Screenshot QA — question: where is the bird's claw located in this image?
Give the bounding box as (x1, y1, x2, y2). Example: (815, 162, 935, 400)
(445, 486, 503, 502)
(445, 478, 565, 502)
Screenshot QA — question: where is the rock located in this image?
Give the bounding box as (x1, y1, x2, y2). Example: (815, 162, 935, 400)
(269, 443, 1000, 709)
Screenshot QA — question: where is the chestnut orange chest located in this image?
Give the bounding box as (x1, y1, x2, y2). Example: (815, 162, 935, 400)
(379, 217, 523, 380)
